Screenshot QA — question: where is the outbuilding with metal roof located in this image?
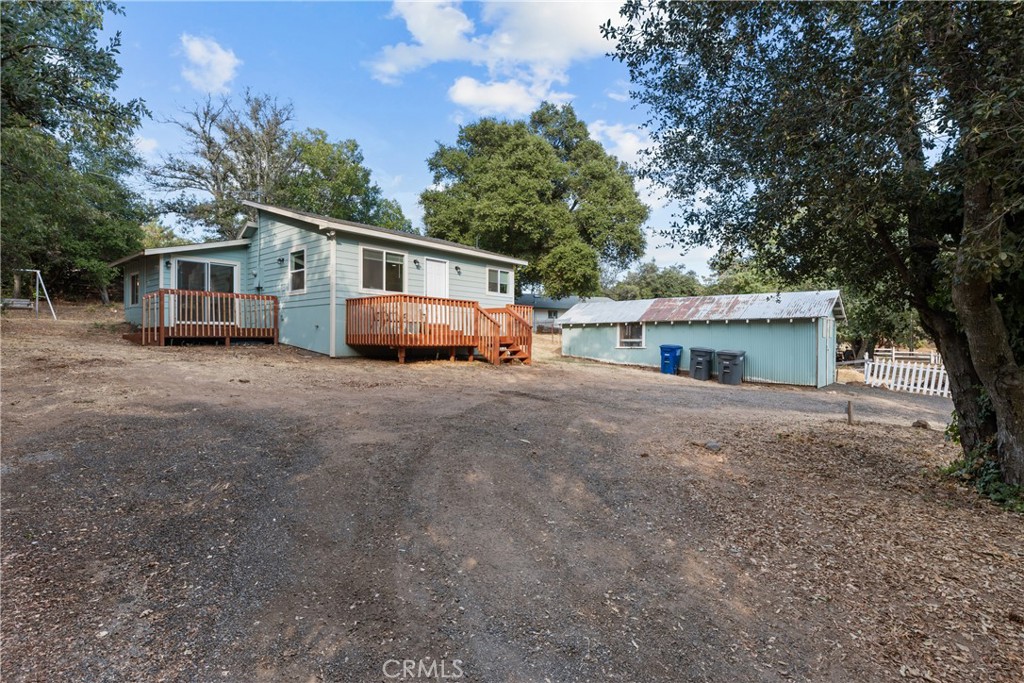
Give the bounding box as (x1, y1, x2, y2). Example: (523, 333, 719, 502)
(557, 291, 846, 387)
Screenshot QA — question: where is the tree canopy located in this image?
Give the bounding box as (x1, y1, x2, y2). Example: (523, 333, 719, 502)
(605, 1, 1024, 487)
(605, 262, 702, 300)
(421, 103, 649, 298)
(149, 92, 412, 238)
(1, 0, 150, 298)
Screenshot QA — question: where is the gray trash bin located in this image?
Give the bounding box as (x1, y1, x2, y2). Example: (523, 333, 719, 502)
(689, 347, 715, 381)
(717, 349, 746, 385)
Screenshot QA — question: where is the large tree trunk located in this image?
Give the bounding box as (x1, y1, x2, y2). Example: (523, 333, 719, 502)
(917, 307, 998, 457)
(98, 285, 110, 306)
(12, 272, 22, 298)
(950, 179, 1024, 486)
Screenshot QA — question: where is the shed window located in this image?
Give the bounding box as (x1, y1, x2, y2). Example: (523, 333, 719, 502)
(618, 322, 644, 348)
(289, 250, 305, 292)
(362, 248, 405, 292)
(487, 268, 511, 295)
(129, 273, 140, 306)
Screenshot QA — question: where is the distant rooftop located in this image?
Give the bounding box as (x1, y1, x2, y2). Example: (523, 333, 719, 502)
(515, 294, 612, 310)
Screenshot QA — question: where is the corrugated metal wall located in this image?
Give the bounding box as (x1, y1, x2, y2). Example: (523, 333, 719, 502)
(562, 319, 830, 387)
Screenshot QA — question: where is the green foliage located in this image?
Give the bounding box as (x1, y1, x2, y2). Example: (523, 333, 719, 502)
(944, 409, 1024, 513)
(0, 1, 148, 295)
(606, 262, 702, 300)
(605, 0, 1024, 485)
(421, 103, 648, 298)
(276, 129, 413, 233)
(150, 92, 410, 238)
(141, 221, 193, 248)
(702, 261, 786, 296)
(0, 0, 146, 143)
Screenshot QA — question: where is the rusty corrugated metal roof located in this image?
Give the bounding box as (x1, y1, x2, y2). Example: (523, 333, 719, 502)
(556, 299, 657, 325)
(558, 290, 844, 325)
(641, 290, 844, 322)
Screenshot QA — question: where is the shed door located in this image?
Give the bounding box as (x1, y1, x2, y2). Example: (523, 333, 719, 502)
(424, 258, 448, 298)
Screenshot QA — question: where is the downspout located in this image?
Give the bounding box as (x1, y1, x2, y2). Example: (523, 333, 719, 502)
(326, 229, 337, 357)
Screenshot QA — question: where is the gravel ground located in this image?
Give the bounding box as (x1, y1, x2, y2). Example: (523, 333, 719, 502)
(1, 306, 1021, 682)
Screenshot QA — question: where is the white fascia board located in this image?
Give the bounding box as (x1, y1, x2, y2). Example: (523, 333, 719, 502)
(111, 239, 253, 267)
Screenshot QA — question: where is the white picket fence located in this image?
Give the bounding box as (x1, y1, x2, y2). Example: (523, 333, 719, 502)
(863, 356, 950, 397)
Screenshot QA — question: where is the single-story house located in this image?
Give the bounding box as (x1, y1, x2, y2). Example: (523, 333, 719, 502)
(111, 202, 532, 364)
(556, 290, 845, 387)
(514, 294, 613, 330)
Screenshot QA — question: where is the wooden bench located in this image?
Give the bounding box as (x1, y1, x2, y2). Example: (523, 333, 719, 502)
(1, 298, 35, 311)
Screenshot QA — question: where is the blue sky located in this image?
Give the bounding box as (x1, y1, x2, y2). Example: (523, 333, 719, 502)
(108, 1, 715, 276)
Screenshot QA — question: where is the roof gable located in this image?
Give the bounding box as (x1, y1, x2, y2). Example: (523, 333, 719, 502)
(242, 201, 528, 266)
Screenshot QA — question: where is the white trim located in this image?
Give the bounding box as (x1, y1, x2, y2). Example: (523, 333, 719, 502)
(328, 235, 337, 358)
(616, 322, 646, 349)
(170, 256, 242, 291)
(109, 239, 251, 267)
(287, 248, 307, 295)
(486, 267, 513, 297)
(169, 257, 242, 326)
(127, 271, 141, 307)
(241, 201, 528, 266)
(423, 257, 449, 298)
(358, 244, 408, 294)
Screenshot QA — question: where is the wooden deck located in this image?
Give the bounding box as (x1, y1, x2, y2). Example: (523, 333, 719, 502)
(131, 289, 278, 346)
(346, 294, 532, 365)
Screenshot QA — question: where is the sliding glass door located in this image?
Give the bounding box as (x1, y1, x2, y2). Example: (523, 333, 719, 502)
(175, 260, 236, 324)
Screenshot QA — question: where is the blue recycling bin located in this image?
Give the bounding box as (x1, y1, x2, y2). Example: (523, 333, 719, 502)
(660, 344, 683, 375)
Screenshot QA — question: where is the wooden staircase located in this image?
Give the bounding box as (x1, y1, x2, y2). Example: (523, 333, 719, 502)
(499, 336, 531, 364)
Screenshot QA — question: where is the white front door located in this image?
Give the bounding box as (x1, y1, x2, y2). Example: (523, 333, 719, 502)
(424, 258, 448, 298)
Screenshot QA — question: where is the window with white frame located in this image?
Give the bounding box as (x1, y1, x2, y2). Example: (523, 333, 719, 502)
(129, 273, 140, 306)
(289, 250, 305, 292)
(362, 247, 405, 292)
(547, 310, 559, 319)
(487, 268, 510, 295)
(618, 322, 644, 348)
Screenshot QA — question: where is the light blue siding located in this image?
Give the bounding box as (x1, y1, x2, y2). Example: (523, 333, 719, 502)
(332, 233, 517, 357)
(562, 318, 832, 387)
(122, 255, 160, 326)
(255, 213, 331, 355)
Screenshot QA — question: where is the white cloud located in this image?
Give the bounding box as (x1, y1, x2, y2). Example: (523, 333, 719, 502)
(449, 76, 571, 116)
(605, 80, 630, 102)
(133, 136, 159, 158)
(180, 34, 242, 94)
(371, 1, 620, 116)
(588, 120, 646, 165)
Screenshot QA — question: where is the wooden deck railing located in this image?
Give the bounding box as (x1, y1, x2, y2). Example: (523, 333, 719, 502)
(345, 294, 479, 348)
(485, 305, 532, 363)
(141, 289, 278, 346)
(346, 294, 532, 364)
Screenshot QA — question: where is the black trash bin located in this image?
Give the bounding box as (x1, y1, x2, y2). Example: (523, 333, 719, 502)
(660, 344, 683, 375)
(689, 347, 715, 381)
(717, 349, 746, 385)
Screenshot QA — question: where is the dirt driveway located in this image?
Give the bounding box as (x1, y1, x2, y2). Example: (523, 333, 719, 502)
(2, 307, 1021, 682)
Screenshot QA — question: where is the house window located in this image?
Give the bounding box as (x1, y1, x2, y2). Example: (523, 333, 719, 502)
(129, 273, 140, 306)
(488, 268, 511, 295)
(618, 322, 644, 348)
(362, 248, 405, 292)
(547, 310, 559, 319)
(289, 250, 305, 292)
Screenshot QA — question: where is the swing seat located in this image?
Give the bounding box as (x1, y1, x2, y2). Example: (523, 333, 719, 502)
(1, 298, 34, 310)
